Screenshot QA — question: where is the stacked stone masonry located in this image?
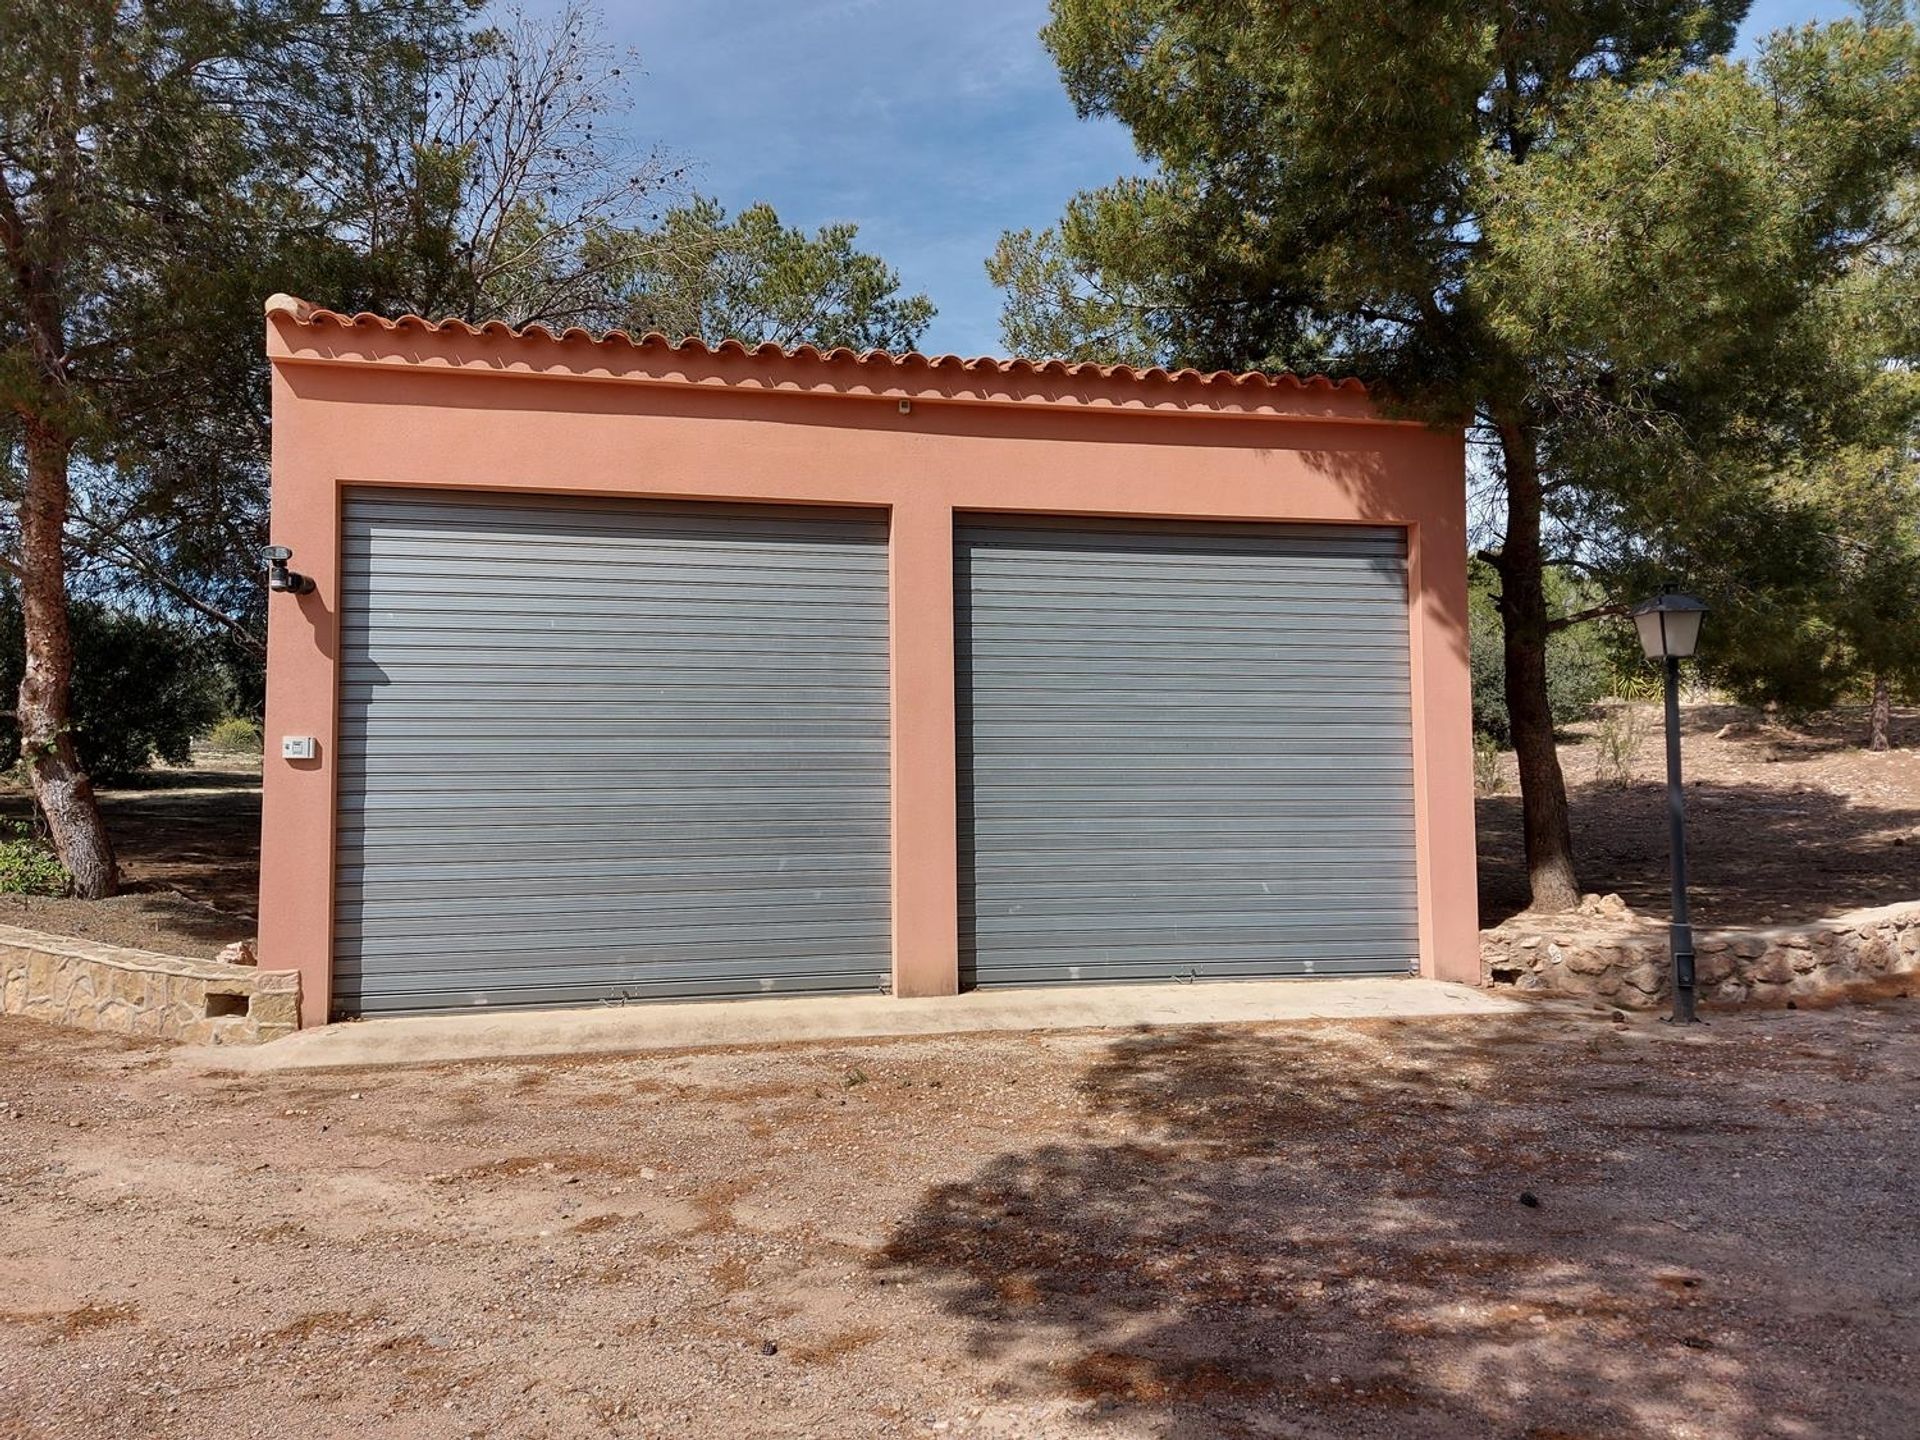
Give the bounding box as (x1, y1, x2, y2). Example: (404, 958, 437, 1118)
(0, 925, 298, 1043)
(1483, 896, 1920, 1007)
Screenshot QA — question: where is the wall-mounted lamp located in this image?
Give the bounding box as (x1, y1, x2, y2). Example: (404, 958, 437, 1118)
(265, 545, 315, 595)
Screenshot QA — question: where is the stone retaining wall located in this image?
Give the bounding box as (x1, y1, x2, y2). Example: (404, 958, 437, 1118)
(0, 925, 298, 1043)
(1483, 897, 1920, 1007)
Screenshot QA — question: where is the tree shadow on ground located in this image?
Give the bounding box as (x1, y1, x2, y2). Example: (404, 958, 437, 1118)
(0, 781, 261, 918)
(1478, 780, 1920, 929)
(879, 1017, 1913, 1438)
(106, 766, 263, 792)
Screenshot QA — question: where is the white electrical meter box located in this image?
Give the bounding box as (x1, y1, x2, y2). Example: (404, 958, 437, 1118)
(281, 735, 318, 761)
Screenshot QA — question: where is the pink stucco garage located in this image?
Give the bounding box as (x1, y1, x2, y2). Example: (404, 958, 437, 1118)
(258, 296, 1474, 1026)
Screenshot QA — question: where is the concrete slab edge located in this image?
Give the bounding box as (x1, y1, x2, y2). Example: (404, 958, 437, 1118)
(178, 978, 1524, 1073)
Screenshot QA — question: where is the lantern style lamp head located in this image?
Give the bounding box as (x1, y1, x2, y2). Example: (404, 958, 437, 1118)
(1630, 592, 1707, 662)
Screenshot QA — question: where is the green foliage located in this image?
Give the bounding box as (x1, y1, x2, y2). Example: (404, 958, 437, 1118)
(1775, 428, 1920, 714)
(1014, 2, 1920, 444)
(14, 4, 938, 659)
(0, 0, 489, 478)
(0, 595, 224, 784)
(1010, 2, 1920, 894)
(1607, 418, 1920, 719)
(1549, 637, 1612, 736)
(1019, 1, 1751, 376)
(0, 0, 486, 783)
(1468, 599, 1507, 743)
(268, 1, 667, 328)
(1468, 560, 1611, 745)
(0, 822, 69, 897)
(1469, 20, 1920, 588)
(0, 0, 272, 444)
(987, 224, 1159, 365)
(606, 197, 936, 351)
(205, 717, 265, 755)
(1605, 664, 1664, 705)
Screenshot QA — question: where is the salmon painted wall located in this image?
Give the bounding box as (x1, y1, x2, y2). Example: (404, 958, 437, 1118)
(262, 303, 1476, 1026)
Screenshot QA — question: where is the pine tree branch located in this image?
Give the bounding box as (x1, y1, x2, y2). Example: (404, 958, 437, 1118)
(1546, 602, 1626, 634)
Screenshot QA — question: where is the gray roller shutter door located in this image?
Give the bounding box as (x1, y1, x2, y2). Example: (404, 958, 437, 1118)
(336, 491, 891, 1015)
(957, 516, 1418, 987)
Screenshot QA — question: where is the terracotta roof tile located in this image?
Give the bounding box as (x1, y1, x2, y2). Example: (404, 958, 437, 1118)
(265, 294, 1368, 401)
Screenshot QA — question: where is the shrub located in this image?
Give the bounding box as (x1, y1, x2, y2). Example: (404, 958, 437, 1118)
(1605, 660, 1663, 704)
(0, 822, 69, 896)
(1468, 558, 1612, 745)
(1589, 702, 1647, 789)
(205, 716, 264, 754)
(0, 592, 226, 784)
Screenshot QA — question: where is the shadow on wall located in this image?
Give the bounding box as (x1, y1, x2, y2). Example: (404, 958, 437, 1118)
(1478, 780, 1920, 930)
(875, 1019, 1901, 1439)
(1296, 435, 1470, 631)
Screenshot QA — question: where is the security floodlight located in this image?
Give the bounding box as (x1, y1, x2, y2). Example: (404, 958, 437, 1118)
(265, 545, 315, 595)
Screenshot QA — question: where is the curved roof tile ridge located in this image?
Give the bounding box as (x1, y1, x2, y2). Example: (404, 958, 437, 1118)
(263, 294, 1368, 396)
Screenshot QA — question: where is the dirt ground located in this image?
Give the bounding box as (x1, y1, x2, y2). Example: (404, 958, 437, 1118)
(0, 747, 259, 957)
(1478, 703, 1920, 927)
(0, 1002, 1915, 1439)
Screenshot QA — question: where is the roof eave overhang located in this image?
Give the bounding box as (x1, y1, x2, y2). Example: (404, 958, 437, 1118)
(265, 295, 1413, 427)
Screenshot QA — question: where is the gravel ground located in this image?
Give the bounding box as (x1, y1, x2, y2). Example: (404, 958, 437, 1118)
(1478, 703, 1920, 927)
(1, 1001, 1916, 1439)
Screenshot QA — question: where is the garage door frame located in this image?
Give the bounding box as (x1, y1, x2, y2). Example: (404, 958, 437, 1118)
(333, 489, 895, 1015)
(956, 514, 1421, 989)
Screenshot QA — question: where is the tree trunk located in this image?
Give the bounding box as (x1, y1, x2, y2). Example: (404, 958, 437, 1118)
(1869, 672, 1892, 752)
(17, 423, 117, 898)
(1493, 415, 1581, 912)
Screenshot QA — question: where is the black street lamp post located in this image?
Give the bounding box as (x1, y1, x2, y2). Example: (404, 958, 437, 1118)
(1630, 593, 1709, 1024)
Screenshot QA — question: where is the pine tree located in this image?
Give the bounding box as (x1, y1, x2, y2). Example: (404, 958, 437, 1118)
(998, 2, 1920, 909)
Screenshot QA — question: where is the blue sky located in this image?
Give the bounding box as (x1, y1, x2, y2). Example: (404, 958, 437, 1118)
(585, 1, 1861, 357)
